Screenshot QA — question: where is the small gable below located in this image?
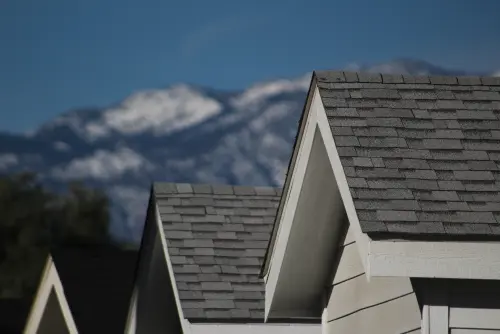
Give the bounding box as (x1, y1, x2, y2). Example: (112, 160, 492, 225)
(37, 289, 71, 334)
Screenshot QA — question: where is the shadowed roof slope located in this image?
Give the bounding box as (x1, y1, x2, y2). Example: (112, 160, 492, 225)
(153, 183, 281, 322)
(316, 71, 500, 237)
(51, 247, 137, 333)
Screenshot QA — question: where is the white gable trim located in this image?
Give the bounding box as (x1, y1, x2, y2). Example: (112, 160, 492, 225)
(154, 203, 192, 333)
(265, 85, 369, 319)
(368, 239, 500, 280)
(187, 322, 321, 334)
(124, 286, 138, 334)
(23, 256, 78, 334)
(264, 84, 319, 319)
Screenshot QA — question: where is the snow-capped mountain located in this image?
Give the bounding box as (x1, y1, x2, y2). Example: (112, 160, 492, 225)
(0, 59, 496, 243)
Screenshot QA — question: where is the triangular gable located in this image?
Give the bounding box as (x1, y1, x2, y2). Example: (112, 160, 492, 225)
(23, 255, 78, 334)
(261, 78, 369, 320)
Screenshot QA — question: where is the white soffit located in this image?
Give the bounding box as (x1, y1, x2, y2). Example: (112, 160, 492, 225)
(23, 256, 78, 334)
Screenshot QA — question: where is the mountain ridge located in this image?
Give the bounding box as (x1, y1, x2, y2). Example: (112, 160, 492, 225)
(1, 59, 498, 242)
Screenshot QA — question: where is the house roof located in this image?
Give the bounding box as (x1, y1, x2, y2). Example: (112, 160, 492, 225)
(51, 246, 137, 333)
(316, 71, 500, 238)
(261, 71, 500, 277)
(153, 183, 281, 322)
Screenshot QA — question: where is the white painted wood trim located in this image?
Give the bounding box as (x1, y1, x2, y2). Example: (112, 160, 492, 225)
(368, 240, 500, 280)
(23, 257, 53, 334)
(314, 85, 369, 271)
(321, 308, 328, 334)
(264, 87, 319, 320)
(265, 84, 375, 319)
(450, 307, 500, 330)
(23, 256, 78, 334)
(124, 286, 138, 334)
(187, 322, 321, 334)
(429, 305, 449, 334)
(422, 304, 430, 334)
(154, 204, 191, 334)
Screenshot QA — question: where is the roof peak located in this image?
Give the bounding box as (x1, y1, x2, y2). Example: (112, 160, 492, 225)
(313, 70, 500, 86)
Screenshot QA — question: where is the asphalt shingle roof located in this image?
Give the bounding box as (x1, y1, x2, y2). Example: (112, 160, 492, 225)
(315, 71, 500, 237)
(153, 183, 281, 322)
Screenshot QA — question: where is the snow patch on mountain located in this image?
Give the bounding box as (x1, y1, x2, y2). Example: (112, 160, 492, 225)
(231, 73, 310, 109)
(0, 154, 18, 169)
(52, 147, 154, 180)
(84, 85, 222, 140)
(249, 101, 295, 132)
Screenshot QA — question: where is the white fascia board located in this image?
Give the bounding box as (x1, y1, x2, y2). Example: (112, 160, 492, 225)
(24, 256, 54, 334)
(265, 85, 369, 319)
(23, 256, 78, 334)
(368, 239, 500, 280)
(124, 286, 138, 334)
(51, 263, 79, 334)
(154, 203, 192, 334)
(188, 322, 321, 334)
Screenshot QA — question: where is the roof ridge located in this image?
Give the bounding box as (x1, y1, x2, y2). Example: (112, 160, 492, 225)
(153, 182, 282, 196)
(313, 70, 500, 86)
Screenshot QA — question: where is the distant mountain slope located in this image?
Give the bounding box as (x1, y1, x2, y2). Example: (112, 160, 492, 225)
(0, 59, 497, 242)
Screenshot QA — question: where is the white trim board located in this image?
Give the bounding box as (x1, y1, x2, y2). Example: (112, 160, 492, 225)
(264, 83, 318, 319)
(368, 240, 500, 280)
(124, 286, 138, 334)
(188, 322, 321, 334)
(23, 256, 78, 334)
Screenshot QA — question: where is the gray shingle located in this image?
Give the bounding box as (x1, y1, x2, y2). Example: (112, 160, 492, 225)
(153, 183, 280, 321)
(317, 71, 500, 238)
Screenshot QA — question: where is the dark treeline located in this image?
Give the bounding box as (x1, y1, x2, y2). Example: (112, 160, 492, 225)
(0, 172, 124, 299)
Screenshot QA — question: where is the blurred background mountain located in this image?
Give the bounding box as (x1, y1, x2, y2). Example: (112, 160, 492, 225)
(0, 59, 497, 249)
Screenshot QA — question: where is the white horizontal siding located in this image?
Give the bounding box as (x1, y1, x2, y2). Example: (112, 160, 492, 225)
(325, 227, 420, 334)
(451, 330, 500, 334)
(328, 274, 414, 320)
(326, 293, 421, 334)
(450, 307, 500, 330)
(332, 242, 364, 285)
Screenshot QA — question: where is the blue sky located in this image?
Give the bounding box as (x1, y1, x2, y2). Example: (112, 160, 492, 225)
(1, 0, 499, 133)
